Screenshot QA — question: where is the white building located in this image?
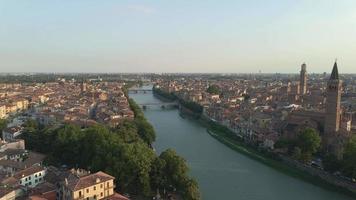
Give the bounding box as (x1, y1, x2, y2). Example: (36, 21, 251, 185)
(14, 165, 46, 188)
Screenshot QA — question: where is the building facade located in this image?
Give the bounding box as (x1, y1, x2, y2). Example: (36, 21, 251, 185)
(58, 171, 115, 200)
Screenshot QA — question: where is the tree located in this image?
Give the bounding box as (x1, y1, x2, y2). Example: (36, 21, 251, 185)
(297, 128, 321, 153)
(296, 128, 321, 163)
(323, 154, 341, 173)
(182, 178, 201, 200)
(150, 157, 167, 191)
(113, 119, 140, 143)
(159, 149, 200, 199)
(19, 101, 200, 198)
(274, 138, 296, 153)
(0, 119, 7, 133)
(135, 118, 156, 145)
(160, 149, 189, 188)
(292, 147, 302, 160)
(115, 142, 155, 196)
(206, 85, 220, 95)
(179, 99, 203, 114)
(152, 87, 177, 101)
(341, 136, 356, 178)
(128, 97, 156, 144)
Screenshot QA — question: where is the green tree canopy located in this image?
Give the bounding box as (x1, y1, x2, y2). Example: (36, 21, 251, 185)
(0, 119, 7, 139)
(275, 128, 320, 163)
(297, 128, 321, 154)
(20, 118, 199, 198)
(159, 149, 200, 200)
(341, 136, 356, 178)
(323, 154, 341, 173)
(206, 85, 221, 95)
(19, 95, 199, 198)
(296, 128, 321, 163)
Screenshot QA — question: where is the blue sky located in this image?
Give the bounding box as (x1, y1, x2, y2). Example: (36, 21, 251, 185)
(0, 0, 355, 73)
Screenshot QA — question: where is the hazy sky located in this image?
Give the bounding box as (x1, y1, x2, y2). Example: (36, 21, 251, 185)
(1, 0, 356, 73)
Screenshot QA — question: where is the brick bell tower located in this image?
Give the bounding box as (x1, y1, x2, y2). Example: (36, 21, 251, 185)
(324, 61, 342, 135)
(299, 63, 307, 95)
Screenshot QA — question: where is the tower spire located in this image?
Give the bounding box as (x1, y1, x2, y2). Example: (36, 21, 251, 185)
(330, 61, 339, 80)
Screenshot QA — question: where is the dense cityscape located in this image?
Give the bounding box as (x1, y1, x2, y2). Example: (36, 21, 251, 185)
(2, 1, 356, 200)
(0, 61, 355, 199)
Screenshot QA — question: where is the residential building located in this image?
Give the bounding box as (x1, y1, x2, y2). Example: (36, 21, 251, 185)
(14, 165, 46, 188)
(57, 171, 119, 200)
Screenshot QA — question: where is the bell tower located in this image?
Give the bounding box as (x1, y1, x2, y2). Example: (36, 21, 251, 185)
(299, 63, 307, 95)
(324, 61, 342, 134)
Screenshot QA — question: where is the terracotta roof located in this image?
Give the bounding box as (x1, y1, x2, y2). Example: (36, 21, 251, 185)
(0, 159, 26, 170)
(28, 195, 48, 200)
(44, 166, 71, 184)
(107, 193, 130, 200)
(23, 152, 46, 167)
(13, 165, 45, 179)
(1, 176, 19, 186)
(29, 182, 56, 200)
(66, 171, 114, 191)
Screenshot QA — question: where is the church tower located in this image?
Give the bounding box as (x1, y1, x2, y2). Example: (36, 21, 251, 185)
(324, 62, 342, 134)
(80, 81, 87, 93)
(299, 63, 307, 95)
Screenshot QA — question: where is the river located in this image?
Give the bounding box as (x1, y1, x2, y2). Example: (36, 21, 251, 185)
(130, 86, 354, 200)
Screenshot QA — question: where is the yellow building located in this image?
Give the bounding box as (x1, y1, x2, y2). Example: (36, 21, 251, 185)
(15, 99, 29, 111)
(5, 104, 17, 114)
(0, 105, 6, 119)
(58, 171, 118, 200)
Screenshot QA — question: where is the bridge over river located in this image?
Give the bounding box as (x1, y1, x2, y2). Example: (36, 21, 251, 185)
(138, 102, 178, 109)
(128, 88, 152, 94)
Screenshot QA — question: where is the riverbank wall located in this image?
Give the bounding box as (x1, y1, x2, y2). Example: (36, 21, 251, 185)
(280, 155, 356, 194)
(203, 113, 356, 197)
(206, 126, 356, 197)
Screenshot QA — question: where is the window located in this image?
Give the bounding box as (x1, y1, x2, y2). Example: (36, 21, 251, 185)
(29, 176, 31, 180)
(94, 195, 97, 199)
(39, 172, 42, 176)
(93, 186, 96, 190)
(107, 182, 109, 187)
(79, 191, 82, 197)
(100, 184, 103, 188)
(25, 178, 27, 181)
(35, 174, 37, 178)
(86, 198, 89, 200)
(86, 188, 89, 193)
(101, 192, 103, 197)
(29, 182, 32, 185)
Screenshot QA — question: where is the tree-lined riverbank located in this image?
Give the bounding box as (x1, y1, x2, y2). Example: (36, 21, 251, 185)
(205, 121, 356, 198)
(132, 86, 354, 200)
(151, 86, 356, 199)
